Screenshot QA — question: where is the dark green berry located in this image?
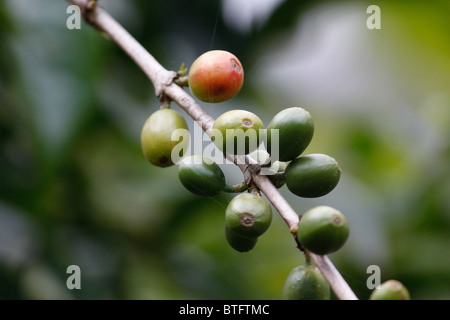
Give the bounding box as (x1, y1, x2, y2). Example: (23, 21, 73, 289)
(370, 280, 411, 300)
(285, 153, 341, 198)
(266, 107, 314, 162)
(212, 110, 264, 155)
(282, 264, 330, 300)
(225, 192, 272, 239)
(225, 225, 257, 252)
(178, 155, 226, 197)
(297, 206, 349, 255)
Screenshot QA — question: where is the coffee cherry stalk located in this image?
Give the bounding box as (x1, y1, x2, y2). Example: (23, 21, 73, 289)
(71, 0, 411, 300)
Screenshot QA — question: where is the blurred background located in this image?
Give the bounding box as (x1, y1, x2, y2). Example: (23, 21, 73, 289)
(0, 0, 449, 300)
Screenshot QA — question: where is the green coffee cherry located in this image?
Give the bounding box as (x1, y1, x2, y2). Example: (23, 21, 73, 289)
(212, 110, 264, 155)
(285, 153, 341, 198)
(370, 280, 411, 300)
(282, 264, 330, 300)
(141, 109, 189, 167)
(225, 192, 272, 239)
(266, 107, 314, 162)
(297, 206, 349, 255)
(178, 155, 226, 197)
(225, 225, 257, 252)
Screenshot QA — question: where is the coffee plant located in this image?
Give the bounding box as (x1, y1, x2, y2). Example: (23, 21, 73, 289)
(71, 0, 411, 300)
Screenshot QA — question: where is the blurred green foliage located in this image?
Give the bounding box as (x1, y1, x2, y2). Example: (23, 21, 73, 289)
(0, 0, 449, 300)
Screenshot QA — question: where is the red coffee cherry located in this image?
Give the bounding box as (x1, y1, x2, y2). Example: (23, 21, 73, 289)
(188, 50, 244, 103)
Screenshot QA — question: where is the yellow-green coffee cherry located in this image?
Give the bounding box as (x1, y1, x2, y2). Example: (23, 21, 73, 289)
(267, 107, 314, 162)
(225, 225, 257, 252)
(212, 110, 264, 155)
(225, 192, 272, 239)
(285, 153, 341, 198)
(370, 280, 411, 300)
(297, 206, 349, 255)
(282, 264, 330, 300)
(178, 155, 226, 197)
(141, 109, 189, 167)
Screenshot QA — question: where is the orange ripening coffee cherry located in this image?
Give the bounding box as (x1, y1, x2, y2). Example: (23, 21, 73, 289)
(188, 50, 244, 103)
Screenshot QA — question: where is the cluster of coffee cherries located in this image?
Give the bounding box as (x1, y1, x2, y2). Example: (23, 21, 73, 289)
(140, 50, 410, 300)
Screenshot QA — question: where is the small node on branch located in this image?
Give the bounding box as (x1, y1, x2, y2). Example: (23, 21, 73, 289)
(249, 187, 261, 196)
(159, 94, 171, 109)
(174, 63, 190, 87)
(87, 0, 97, 11)
(304, 251, 313, 265)
(243, 162, 262, 188)
(174, 76, 189, 87)
(79, 0, 98, 25)
(178, 62, 188, 76)
(294, 233, 304, 251)
(154, 71, 178, 101)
